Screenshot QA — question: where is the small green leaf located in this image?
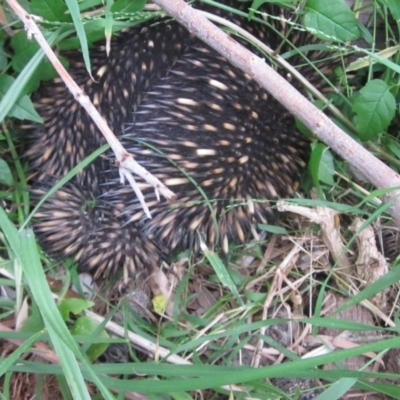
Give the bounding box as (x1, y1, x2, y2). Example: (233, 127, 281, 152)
(0, 75, 42, 122)
(0, 159, 13, 186)
(10, 31, 58, 92)
(59, 298, 94, 321)
(31, 0, 71, 22)
(152, 294, 169, 315)
(71, 316, 109, 361)
(225, 268, 247, 286)
(10, 31, 41, 73)
(151, 294, 168, 315)
(382, 0, 400, 20)
(304, 0, 360, 41)
(352, 79, 396, 141)
(309, 143, 335, 186)
(111, 0, 146, 13)
(201, 242, 243, 306)
(19, 304, 45, 333)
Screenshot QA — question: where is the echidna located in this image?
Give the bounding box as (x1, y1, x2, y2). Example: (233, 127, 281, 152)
(27, 1, 316, 278)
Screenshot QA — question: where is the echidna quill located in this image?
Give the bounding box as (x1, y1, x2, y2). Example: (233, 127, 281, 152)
(27, 1, 316, 278)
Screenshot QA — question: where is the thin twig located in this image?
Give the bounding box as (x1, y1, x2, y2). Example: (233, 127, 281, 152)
(85, 310, 245, 392)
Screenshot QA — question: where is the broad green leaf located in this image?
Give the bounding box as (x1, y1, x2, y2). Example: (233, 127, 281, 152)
(352, 79, 396, 140)
(382, 0, 400, 20)
(9, 30, 58, 93)
(10, 31, 42, 72)
(304, 0, 360, 41)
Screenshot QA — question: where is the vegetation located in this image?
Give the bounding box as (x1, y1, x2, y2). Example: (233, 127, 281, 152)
(0, 0, 399, 398)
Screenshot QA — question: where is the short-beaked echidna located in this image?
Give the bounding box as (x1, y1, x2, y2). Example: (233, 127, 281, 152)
(27, 1, 316, 277)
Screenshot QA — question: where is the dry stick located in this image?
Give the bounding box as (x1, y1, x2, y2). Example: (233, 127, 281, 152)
(6, 0, 176, 219)
(153, 0, 400, 226)
(85, 310, 246, 393)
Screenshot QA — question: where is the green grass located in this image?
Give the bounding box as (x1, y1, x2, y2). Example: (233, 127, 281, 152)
(0, 0, 400, 399)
